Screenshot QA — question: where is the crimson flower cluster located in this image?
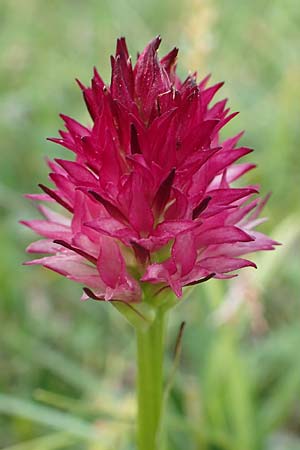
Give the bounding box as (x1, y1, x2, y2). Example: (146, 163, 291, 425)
(22, 37, 277, 302)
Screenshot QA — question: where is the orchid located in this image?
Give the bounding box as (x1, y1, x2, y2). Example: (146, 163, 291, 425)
(22, 36, 277, 450)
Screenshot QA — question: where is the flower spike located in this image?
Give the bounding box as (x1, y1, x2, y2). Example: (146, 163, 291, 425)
(23, 37, 278, 302)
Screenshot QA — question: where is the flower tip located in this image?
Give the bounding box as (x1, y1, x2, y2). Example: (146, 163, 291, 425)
(174, 285, 183, 298)
(22, 193, 32, 200)
(199, 73, 212, 89)
(115, 36, 129, 57)
(271, 239, 282, 247)
(52, 239, 64, 246)
(81, 288, 92, 301)
(75, 78, 85, 90)
(152, 35, 162, 51)
(116, 36, 127, 50)
(47, 137, 62, 144)
(22, 259, 36, 266)
(83, 287, 102, 301)
(83, 287, 93, 298)
(38, 183, 50, 194)
(185, 273, 216, 287)
(59, 113, 68, 122)
(92, 66, 102, 83)
(53, 157, 63, 165)
(19, 220, 28, 227)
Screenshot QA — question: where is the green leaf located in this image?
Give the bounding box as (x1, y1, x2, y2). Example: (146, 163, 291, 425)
(0, 394, 103, 441)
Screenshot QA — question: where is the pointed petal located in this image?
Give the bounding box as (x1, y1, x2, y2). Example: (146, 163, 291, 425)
(199, 256, 257, 273)
(134, 36, 171, 121)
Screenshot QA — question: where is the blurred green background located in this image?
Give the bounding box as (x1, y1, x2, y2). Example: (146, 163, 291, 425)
(1, 0, 300, 449)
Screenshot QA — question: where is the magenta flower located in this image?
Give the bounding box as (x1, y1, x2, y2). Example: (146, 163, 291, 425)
(22, 36, 277, 302)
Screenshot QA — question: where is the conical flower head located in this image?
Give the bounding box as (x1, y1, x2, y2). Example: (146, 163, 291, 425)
(22, 37, 277, 302)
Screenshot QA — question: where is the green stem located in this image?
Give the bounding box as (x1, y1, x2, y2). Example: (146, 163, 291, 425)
(136, 309, 167, 450)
